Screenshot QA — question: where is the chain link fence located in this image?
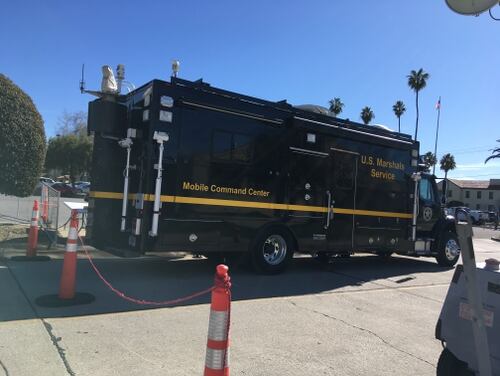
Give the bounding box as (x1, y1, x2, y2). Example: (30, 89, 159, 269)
(40, 183, 60, 228)
(40, 183, 60, 245)
(0, 195, 36, 224)
(0, 183, 61, 246)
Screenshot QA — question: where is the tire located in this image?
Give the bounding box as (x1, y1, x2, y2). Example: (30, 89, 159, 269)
(251, 227, 294, 274)
(437, 348, 473, 376)
(436, 231, 460, 267)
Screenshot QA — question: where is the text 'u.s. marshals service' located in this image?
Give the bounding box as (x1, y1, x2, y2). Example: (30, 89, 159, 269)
(361, 155, 405, 181)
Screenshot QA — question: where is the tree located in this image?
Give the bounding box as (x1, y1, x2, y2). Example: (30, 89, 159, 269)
(392, 100, 406, 133)
(0, 74, 46, 196)
(57, 110, 88, 137)
(422, 151, 437, 171)
(485, 140, 500, 163)
(46, 111, 92, 183)
(407, 68, 430, 141)
(360, 106, 374, 125)
(45, 134, 93, 184)
(440, 153, 456, 179)
(440, 153, 456, 204)
(328, 98, 344, 117)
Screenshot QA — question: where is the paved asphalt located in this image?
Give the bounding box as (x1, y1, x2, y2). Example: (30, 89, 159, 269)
(0, 232, 499, 375)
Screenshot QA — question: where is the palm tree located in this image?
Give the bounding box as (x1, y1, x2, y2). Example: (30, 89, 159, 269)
(485, 139, 500, 163)
(328, 98, 344, 117)
(423, 151, 437, 171)
(407, 68, 430, 140)
(392, 100, 406, 133)
(360, 107, 374, 125)
(440, 153, 456, 205)
(440, 153, 456, 179)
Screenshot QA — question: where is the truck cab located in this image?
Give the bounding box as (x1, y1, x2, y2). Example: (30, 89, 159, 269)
(412, 172, 460, 267)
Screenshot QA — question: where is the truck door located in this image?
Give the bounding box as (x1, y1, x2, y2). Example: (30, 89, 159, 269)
(327, 149, 358, 250)
(288, 148, 329, 253)
(417, 175, 440, 236)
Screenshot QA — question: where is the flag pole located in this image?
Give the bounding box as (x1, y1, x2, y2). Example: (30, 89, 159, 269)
(432, 96, 441, 175)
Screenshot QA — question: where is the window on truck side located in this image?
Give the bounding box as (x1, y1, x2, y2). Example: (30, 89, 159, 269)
(333, 153, 354, 189)
(212, 130, 232, 161)
(232, 133, 253, 162)
(419, 178, 434, 202)
(211, 130, 253, 163)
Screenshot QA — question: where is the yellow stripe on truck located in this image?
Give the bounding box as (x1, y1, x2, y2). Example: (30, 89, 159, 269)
(89, 191, 413, 219)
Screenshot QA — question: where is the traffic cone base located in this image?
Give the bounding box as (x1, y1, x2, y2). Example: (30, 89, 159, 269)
(35, 292, 95, 307)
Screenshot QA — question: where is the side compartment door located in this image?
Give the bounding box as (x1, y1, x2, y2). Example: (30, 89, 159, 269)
(327, 149, 358, 251)
(288, 148, 330, 253)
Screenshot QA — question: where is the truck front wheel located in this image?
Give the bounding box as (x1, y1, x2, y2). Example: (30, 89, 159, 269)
(251, 227, 294, 274)
(437, 348, 473, 376)
(436, 231, 460, 267)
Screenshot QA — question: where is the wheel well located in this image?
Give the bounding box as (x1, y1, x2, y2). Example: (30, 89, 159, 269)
(434, 218, 457, 240)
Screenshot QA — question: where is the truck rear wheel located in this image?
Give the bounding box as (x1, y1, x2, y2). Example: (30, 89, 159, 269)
(251, 227, 294, 274)
(436, 231, 460, 267)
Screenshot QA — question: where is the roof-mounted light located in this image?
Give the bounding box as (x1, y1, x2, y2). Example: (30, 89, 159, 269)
(172, 60, 180, 78)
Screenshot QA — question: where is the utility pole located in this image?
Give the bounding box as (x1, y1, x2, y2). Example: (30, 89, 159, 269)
(433, 96, 441, 175)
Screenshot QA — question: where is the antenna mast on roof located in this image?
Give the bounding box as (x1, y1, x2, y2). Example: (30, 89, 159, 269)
(79, 64, 86, 93)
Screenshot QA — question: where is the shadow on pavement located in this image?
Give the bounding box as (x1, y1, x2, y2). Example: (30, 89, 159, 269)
(0, 247, 451, 322)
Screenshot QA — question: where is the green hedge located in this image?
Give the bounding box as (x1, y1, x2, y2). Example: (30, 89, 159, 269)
(0, 74, 46, 196)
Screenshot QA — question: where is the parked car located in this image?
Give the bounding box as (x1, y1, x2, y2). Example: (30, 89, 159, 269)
(448, 207, 488, 225)
(447, 207, 469, 222)
(74, 181, 90, 194)
(470, 210, 488, 225)
(51, 182, 84, 197)
(487, 211, 498, 223)
(39, 177, 55, 185)
(74, 181, 90, 187)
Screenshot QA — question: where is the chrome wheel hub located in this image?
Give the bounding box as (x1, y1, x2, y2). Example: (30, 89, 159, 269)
(263, 235, 287, 265)
(445, 238, 460, 260)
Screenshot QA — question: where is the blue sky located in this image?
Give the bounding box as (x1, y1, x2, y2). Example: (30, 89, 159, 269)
(1, 0, 499, 180)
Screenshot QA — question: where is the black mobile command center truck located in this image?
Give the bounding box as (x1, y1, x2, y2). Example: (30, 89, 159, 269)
(85, 65, 460, 274)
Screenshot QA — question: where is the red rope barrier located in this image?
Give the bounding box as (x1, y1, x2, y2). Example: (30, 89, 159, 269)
(78, 235, 214, 306)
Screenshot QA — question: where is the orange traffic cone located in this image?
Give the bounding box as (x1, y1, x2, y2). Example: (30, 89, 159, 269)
(59, 211, 79, 299)
(26, 200, 39, 257)
(204, 264, 231, 376)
